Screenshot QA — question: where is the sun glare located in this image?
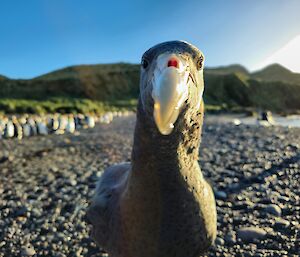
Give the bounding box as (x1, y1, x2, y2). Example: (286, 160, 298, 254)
(254, 35, 300, 73)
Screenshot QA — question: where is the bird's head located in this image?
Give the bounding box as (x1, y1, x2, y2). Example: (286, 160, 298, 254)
(139, 40, 205, 135)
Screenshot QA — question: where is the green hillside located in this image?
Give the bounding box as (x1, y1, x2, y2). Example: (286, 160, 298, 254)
(204, 64, 300, 112)
(0, 62, 300, 114)
(204, 72, 251, 107)
(0, 63, 140, 100)
(0, 75, 8, 81)
(206, 64, 249, 76)
(251, 64, 300, 84)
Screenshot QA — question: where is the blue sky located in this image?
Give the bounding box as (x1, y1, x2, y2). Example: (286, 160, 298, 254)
(1, 0, 300, 78)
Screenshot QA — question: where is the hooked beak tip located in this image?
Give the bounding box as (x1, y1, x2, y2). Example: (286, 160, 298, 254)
(152, 70, 189, 135)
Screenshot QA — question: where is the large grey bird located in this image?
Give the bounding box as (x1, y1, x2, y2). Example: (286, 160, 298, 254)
(87, 40, 217, 257)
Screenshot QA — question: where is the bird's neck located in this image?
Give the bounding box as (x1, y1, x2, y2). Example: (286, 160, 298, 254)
(131, 99, 204, 177)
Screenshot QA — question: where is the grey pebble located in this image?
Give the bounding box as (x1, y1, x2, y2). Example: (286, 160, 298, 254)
(264, 204, 282, 216)
(237, 226, 267, 243)
(15, 206, 28, 217)
(224, 231, 236, 245)
(274, 218, 290, 228)
(215, 237, 225, 246)
(21, 245, 36, 256)
(214, 190, 227, 200)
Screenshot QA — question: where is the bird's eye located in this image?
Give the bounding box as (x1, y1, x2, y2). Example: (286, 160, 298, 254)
(196, 56, 204, 70)
(141, 59, 149, 69)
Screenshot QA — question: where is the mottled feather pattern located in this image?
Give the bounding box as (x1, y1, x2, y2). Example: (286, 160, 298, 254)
(88, 41, 217, 257)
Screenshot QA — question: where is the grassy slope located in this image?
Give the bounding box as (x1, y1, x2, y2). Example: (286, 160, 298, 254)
(0, 98, 138, 114)
(0, 63, 140, 114)
(0, 63, 300, 114)
(251, 64, 300, 84)
(0, 75, 8, 81)
(205, 64, 300, 112)
(0, 63, 140, 100)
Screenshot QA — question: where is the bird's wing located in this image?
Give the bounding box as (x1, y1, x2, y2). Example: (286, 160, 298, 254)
(87, 162, 130, 249)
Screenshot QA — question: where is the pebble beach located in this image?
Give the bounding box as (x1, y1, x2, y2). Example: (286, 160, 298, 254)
(0, 114, 299, 256)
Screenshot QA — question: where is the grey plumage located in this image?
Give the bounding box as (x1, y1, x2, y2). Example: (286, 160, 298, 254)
(88, 40, 217, 257)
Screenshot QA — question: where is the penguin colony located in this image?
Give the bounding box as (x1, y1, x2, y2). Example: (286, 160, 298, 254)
(0, 111, 131, 140)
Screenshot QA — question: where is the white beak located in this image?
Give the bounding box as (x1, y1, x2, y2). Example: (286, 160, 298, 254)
(152, 54, 190, 135)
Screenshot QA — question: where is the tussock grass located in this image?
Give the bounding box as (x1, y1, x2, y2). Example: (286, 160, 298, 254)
(0, 98, 137, 114)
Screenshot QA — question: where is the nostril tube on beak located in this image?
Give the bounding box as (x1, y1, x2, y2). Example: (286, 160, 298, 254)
(167, 58, 179, 68)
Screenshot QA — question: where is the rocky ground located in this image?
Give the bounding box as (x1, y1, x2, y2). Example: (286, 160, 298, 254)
(0, 114, 299, 257)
